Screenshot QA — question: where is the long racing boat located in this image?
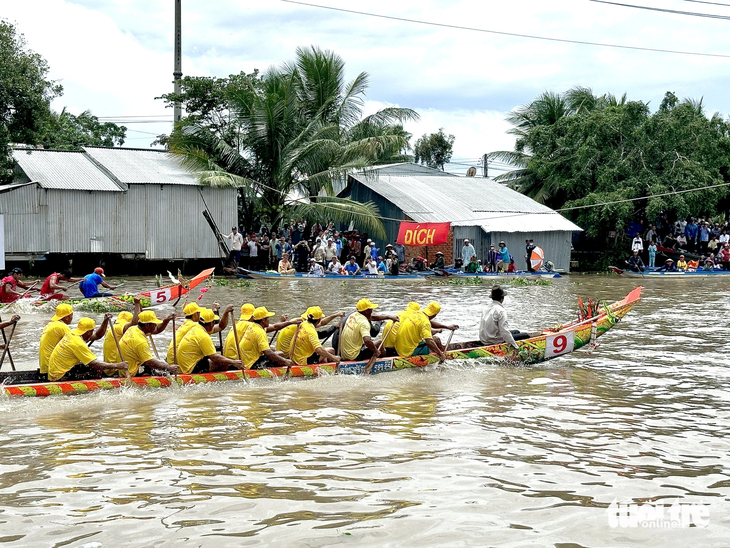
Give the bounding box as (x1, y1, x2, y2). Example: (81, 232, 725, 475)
(238, 268, 424, 280)
(609, 266, 727, 279)
(0, 287, 642, 398)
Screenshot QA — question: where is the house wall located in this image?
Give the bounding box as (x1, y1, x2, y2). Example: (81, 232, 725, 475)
(0, 184, 236, 259)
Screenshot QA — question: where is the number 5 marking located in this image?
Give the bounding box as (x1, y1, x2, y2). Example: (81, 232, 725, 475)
(153, 289, 171, 303)
(546, 331, 575, 357)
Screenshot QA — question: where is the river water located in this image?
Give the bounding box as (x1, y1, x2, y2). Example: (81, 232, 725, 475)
(0, 274, 728, 547)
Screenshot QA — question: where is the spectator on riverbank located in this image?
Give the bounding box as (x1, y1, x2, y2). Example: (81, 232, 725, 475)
(647, 240, 657, 267)
(631, 234, 643, 253)
(626, 250, 645, 272)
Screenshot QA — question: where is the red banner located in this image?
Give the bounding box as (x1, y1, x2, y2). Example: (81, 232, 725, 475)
(396, 222, 450, 246)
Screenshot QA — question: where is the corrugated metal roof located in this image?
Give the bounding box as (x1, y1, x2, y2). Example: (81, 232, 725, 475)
(367, 163, 457, 177)
(11, 149, 125, 192)
(83, 146, 199, 185)
(351, 167, 582, 233)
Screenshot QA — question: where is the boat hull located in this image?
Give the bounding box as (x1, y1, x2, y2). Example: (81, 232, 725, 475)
(610, 266, 727, 278)
(2, 287, 641, 398)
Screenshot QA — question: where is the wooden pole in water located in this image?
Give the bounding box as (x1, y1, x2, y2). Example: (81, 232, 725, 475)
(0, 317, 18, 371)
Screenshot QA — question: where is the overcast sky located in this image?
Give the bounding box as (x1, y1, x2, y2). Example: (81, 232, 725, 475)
(4, 0, 730, 175)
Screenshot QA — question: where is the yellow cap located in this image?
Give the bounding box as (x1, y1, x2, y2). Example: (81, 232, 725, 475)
(183, 302, 201, 316)
(407, 302, 421, 312)
(51, 303, 74, 322)
(253, 306, 276, 320)
(240, 303, 255, 320)
(302, 306, 324, 320)
(357, 299, 379, 312)
(139, 310, 163, 324)
(423, 301, 441, 316)
(199, 308, 217, 323)
(116, 311, 133, 324)
(72, 317, 96, 335)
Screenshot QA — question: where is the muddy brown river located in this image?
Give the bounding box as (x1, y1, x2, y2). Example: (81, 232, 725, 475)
(0, 274, 728, 547)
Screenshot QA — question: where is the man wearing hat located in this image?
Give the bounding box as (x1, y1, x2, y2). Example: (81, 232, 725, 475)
(176, 308, 243, 374)
(393, 301, 448, 362)
(240, 307, 295, 369)
(48, 317, 128, 381)
(79, 267, 118, 299)
(0, 268, 37, 303)
(676, 254, 688, 271)
(118, 310, 177, 376)
(39, 304, 111, 378)
(166, 302, 202, 363)
(497, 242, 510, 273)
(336, 299, 396, 361)
(221, 226, 244, 269)
(103, 310, 133, 363)
(461, 239, 476, 268)
(625, 250, 645, 273)
(431, 251, 446, 271)
(288, 307, 341, 366)
(278, 252, 297, 275)
(464, 254, 480, 273)
(656, 258, 678, 272)
(343, 257, 361, 276)
(479, 286, 529, 353)
(309, 258, 325, 276)
(226, 305, 299, 359)
(487, 243, 500, 273)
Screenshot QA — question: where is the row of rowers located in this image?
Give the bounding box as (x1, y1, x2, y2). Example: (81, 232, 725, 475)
(39, 298, 459, 382)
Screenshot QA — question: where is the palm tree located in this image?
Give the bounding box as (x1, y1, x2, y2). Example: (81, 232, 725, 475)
(169, 47, 418, 237)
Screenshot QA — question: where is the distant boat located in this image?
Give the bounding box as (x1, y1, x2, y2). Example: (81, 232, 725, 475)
(237, 268, 424, 281)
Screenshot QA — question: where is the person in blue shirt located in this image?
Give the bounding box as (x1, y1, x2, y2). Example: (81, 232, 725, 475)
(79, 268, 117, 298)
(656, 258, 677, 272)
(344, 257, 360, 276)
(377, 257, 387, 272)
(497, 241, 510, 272)
(684, 218, 699, 251)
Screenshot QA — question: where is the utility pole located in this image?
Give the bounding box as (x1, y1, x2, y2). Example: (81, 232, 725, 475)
(482, 153, 488, 178)
(173, 0, 182, 125)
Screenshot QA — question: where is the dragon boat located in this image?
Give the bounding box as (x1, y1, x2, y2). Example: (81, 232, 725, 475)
(0, 287, 642, 398)
(0, 268, 215, 312)
(609, 266, 728, 278)
(237, 268, 424, 280)
(419, 269, 561, 279)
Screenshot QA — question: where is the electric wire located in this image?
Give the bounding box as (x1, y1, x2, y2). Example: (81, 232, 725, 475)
(280, 0, 730, 58)
(589, 0, 730, 20)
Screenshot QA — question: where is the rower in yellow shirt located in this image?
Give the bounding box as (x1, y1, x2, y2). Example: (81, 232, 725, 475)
(289, 308, 340, 366)
(177, 308, 243, 374)
(119, 310, 178, 376)
(103, 311, 133, 362)
(167, 302, 202, 363)
(48, 318, 128, 381)
(39, 303, 74, 377)
(338, 299, 397, 361)
(276, 307, 340, 355)
(394, 301, 447, 362)
(381, 302, 421, 353)
(239, 307, 294, 369)
(222, 303, 255, 359)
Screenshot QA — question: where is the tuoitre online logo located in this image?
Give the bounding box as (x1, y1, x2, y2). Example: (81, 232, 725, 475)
(607, 499, 710, 528)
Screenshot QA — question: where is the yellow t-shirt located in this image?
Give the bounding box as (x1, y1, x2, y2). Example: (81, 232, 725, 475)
(382, 311, 410, 349)
(223, 320, 252, 359)
(340, 312, 371, 360)
(166, 319, 197, 363)
(119, 325, 155, 376)
(239, 323, 270, 368)
(275, 323, 298, 355)
(48, 333, 97, 381)
(394, 311, 432, 357)
(291, 321, 322, 365)
(39, 320, 72, 374)
(103, 321, 128, 362)
(177, 324, 217, 374)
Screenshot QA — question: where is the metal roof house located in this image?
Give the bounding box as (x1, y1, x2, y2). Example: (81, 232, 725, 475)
(0, 146, 235, 270)
(340, 163, 582, 271)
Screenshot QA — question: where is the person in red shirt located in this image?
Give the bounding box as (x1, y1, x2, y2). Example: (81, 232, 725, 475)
(719, 243, 730, 271)
(40, 270, 83, 301)
(0, 268, 37, 303)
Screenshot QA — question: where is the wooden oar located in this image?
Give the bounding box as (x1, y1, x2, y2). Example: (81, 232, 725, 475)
(17, 280, 40, 299)
(171, 316, 178, 366)
(363, 320, 396, 375)
(444, 327, 456, 353)
(148, 334, 160, 359)
(268, 328, 280, 345)
(108, 318, 131, 382)
(0, 316, 18, 371)
(230, 311, 247, 383)
(284, 323, 303, 379)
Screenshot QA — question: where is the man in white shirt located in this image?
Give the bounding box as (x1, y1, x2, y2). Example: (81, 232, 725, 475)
(479, 286, 529, 355)
(247, 234, 260, 270)
(221, 227, 244, 268)
(461, 239, 476, 267)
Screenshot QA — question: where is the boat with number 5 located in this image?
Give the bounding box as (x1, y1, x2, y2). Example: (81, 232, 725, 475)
(0, 287, 641, 398)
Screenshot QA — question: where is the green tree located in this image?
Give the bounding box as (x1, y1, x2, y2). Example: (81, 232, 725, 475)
(490, 88, 730, 267)
(163, 46, 419, 235)
(0, 20, 62, 183)
(40, 109, 126, 150)
(413, 128, 455, 170)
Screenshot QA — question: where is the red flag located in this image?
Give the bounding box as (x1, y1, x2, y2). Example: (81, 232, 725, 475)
(396, 222, 450, 246)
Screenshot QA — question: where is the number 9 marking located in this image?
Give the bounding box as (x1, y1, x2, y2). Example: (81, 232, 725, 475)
(546, 331, 575, 357)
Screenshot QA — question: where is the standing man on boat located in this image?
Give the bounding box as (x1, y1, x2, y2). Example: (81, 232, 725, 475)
(221, 227, 244, 269)
(119, 310, 178, 376)
(239, 307, 295, 369)
(48, 318, 128, 381)
(177, 308, 243, 373)
(479, 286, 529, 355)
(461, 239, 476, 268)
(0, 268, 37, 303)
(79, 268, 117, 298)
(40, 270, 82, 301)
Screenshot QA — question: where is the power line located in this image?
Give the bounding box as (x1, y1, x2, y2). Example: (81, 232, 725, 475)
(280, 0, 730, 58)
(589, 0, 730, 20)
(683, 0, 730, 6)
